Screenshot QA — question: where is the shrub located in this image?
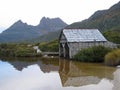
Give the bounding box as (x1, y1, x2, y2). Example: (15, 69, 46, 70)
(103, 31, 120, 44)
(15, 47, 36, 57)
(74, 46, 111, 62)
(0, 43, 42, 57)
(0, 43, 16, 56)
(39, 40, 59, 52)
(105, 49, 120, 66)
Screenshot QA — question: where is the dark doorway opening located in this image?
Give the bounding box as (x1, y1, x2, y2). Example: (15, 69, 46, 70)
(59, 43, 64, 57)
(65, 43, 69, 59)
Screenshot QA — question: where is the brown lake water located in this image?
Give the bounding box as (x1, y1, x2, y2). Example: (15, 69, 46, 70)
(0, 57, 120, 90)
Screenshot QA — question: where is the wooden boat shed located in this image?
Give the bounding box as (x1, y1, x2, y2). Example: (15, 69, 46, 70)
(59, 29, 116, 59)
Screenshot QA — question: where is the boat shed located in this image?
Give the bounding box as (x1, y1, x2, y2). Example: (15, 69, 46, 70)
(59, 29, 116, 59)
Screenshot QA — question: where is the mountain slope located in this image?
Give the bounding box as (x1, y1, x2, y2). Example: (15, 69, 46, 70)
(26, 30, 62, 43)
(66, 1, 120, 32)
(27, 2, 120, 43)
(0, 17, 67, 43)
(0, 20, 39, 42)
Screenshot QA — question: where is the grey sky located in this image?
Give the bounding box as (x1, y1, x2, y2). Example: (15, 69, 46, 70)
(0, 0, 119, 33)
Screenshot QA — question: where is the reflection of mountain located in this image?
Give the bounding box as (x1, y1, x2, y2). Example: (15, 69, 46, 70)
(59, 59, 115, 87)
(1, 57, 59, 73)
(10, 60, 35, 71)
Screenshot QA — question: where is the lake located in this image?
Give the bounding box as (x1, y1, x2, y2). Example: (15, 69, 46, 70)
(0, 57, 120, 90)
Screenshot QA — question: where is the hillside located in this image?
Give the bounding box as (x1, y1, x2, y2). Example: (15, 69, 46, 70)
(0, 20, 38, 42)
(0, 2, 120, 43)
(66, 1, 120, 32)
(27, 1, 120, 44)
(0, 17, 67, 43)
(26, 30, 61, 43)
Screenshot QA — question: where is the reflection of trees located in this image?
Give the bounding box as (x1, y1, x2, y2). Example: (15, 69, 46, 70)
(59, 59, 116, 87)
(1, 57, 59, 73)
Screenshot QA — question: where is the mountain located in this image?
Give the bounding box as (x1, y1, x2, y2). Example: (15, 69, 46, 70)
(26, 30, 62, 43)
(66, 1, 120, 32)
(37, 17, 67, 32)
(0, 20, 39, 42)
(0, 17, 67, 43)
(0, 27, 5, 33)
(26, 1, 120, 43)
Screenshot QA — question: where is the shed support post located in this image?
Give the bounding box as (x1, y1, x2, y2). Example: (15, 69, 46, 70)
(59, 43, 61, 57)
(62, 43, 65, 58)
(68, 43, 71, 59)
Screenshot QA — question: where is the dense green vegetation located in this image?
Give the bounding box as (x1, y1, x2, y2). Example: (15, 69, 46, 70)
(0, 43, 16, 56)
(0, 40, 59, 57)
(0, 43, 42, 57)
(74, 46, 112, 62)
(105, 49, 120, 66)
(103, 31, 120, 44)
(38, 40, 59, 52)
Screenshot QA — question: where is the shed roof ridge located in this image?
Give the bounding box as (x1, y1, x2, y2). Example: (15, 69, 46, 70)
(64, 29, 99, 30)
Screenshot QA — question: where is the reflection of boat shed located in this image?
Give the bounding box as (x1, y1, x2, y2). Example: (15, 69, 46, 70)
(59, 59, 115, 87)
(59, 29, 116, 59)
(59, 60, 101, 86)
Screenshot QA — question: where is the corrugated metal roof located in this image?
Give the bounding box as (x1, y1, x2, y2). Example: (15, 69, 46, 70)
(63, 29, 107, 42)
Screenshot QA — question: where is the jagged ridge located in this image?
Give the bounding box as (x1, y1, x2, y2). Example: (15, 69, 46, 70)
(0, 17, 67, 43)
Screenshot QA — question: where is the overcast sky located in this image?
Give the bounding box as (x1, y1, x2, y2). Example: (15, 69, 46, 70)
(0, 0, 120, 32)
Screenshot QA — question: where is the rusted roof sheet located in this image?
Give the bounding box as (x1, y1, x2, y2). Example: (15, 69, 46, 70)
(63, 29, 107, 42)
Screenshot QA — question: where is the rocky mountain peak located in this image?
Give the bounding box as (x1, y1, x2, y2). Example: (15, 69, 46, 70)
(39, 17, 67, 25)
(11, 20, 28, 28)
(0, 17, 67, 42)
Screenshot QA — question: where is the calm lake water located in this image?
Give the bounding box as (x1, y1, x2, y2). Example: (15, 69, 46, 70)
(0, 57, 120, 90)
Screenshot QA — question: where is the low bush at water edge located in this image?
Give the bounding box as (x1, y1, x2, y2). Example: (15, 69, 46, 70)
(105, 49, 120, 66)
(74, 46, 112, 62)
(0, 43, 42, 57)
